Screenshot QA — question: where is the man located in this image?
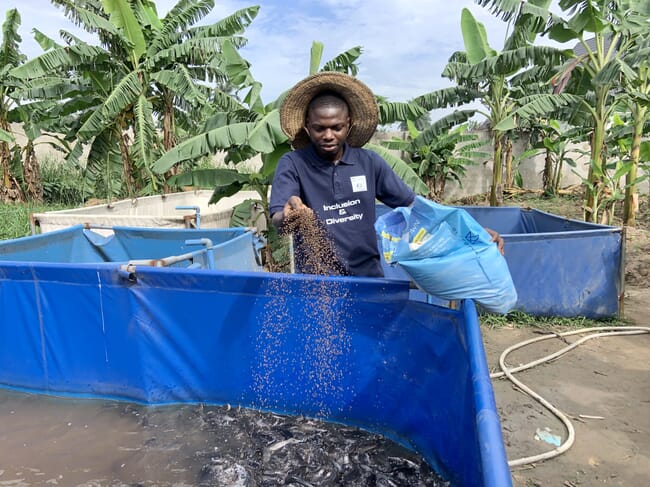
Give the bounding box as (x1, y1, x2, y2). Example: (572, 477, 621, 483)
(270, 72, 502, 277)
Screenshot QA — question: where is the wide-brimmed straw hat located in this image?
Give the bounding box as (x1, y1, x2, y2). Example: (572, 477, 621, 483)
(280, 71, 379, 149)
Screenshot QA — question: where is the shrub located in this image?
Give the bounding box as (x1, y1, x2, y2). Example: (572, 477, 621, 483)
(40, 156, 87, 205)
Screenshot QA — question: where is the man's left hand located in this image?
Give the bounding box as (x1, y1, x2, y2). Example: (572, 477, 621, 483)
(485, 228, 505, 255)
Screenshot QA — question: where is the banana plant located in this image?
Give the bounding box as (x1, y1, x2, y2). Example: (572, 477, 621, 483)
(545, 0, 649, 223)
(437, 2, 569, 206)
(615, 35, 650, 226)
(528, 120, 580, 196)
(379, 121, 488, 200)
(11, 0, 259, 200)
(481, 0, 650, 222)
(0, 8, 26, 202)
(150, 41, 363, 267)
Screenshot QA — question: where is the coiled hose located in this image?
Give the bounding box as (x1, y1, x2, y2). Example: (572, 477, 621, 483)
(490, 326, 650, 467)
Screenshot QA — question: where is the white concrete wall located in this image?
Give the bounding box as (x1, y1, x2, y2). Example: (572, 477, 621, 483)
(440, 129, 591, 200)
(10, 124, 649, 199)
(374, 128, 649, 200)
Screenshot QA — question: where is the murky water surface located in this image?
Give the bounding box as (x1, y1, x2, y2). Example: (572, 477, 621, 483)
(0, 390, 449, 486)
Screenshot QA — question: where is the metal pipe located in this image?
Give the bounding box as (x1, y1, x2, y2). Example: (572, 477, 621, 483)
(175, 205, 201, 229)
(185, 238, 215, 269)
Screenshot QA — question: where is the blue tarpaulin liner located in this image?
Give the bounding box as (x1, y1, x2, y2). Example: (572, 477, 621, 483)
(378, 204, 623, 319)
(0, 225, 264, 271)
(0, 251, 512, 487)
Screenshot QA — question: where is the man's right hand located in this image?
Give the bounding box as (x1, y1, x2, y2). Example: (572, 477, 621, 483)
(283, 196, 311, 219)
(272, 196, 314, 231)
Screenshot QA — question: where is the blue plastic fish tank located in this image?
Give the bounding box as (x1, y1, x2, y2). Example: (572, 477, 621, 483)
(0, 225, 512, 487)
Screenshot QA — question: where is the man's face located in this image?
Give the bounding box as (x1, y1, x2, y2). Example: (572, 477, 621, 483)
(305, 105, 350, 161)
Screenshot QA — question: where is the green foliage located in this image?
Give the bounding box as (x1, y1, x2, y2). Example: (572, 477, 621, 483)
(1, 8, 25, 67)
(6, 0, 646, 235)
(380, 124, 488, 200)
(365, 143, 429, 195)
(40, 156, 87, 205)
(480, 309, 626, 329)
(439, 3, 572, 206)
(467, 0, 650, 222)
(101, 0, 147, 62)
(461, 8, 496, 64)
(1, 8, 29, 203)
(0, 202, 70, 240)
(9, 0, 260, 199)
(0, 128, 14, 142)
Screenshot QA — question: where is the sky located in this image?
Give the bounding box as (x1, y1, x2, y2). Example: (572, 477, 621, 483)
(9, 0, 562, 104)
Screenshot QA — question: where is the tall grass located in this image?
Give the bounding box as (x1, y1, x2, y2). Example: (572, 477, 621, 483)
(480, 309, 626, 329)
(40, 155, 88, 206)
(0, 155, 89, 240)
(0, 202, 70, 240)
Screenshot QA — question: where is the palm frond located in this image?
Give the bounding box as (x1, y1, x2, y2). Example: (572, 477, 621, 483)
(131, 94, 158, 177)
(365, 143, 429, 195)
(378, 101, 429, 125)
(149, 0, 215, 53)
(466, 45, 570, 79)
(146, 37, 230, 67)
(17, 77, 89, 100)
(84, 128, 125, 198)
(180, 64, 228, 85)
(0, 128, 14, 143)
(69, 5, 123, 37)
(495, 93, 582, 130)
(413, 87, 482, 110)
(217, 39, 256, 90)
(64, 138, 85, 167)
(49, 0, 105, 32)
(133, 0, 163, 31)
(593, 56, 637, 87)
(172, 167, 250, 189)
(509, 65, 556, 89)
(309, 41, 324, 75)
(58, 30, 91, 48)
(186, 6, 259, 39)
(151, 67, 209, 106)
(32, 29, 63, 51)
(504, 2, 553, 51)
(101, 0, 146, 61)
(244, 108, 287, 153)
(210, 90, 246, 113)
(379, 139, 411, 152)
(442, 61, 477, 84)
(320, 46, 363, 75)
(415, 110, 477, 147)
(77, 69, 143, 141)
(152, 122, 257, 173)
(11, 44, 108, 79)
(1, 9, 25, 68)
(474, 0, 522, 22)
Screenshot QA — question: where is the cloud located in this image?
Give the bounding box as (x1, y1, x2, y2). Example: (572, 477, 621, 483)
(11, 0, 528, 105)
(236, 0, 510, 101)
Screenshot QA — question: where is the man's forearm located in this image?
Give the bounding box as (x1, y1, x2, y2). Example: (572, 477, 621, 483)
(271, 211, 287, 233)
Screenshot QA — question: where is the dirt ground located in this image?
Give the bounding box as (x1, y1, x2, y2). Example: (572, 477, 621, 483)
(476, 192, 650, 487)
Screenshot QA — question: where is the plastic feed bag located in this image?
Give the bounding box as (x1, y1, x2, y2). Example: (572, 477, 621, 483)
(375, 196, 517, 314)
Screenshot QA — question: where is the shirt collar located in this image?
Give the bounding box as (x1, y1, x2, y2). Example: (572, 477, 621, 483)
(307, 142, 355, 166)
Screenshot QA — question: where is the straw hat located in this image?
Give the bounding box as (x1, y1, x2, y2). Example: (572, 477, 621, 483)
(280, 72, 379, 149)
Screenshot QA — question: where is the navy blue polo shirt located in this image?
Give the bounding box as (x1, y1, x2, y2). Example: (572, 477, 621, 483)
(270, 143, 415, 277)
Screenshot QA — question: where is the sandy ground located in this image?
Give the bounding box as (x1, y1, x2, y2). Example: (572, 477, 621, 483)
(480, 197, 650, 487)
